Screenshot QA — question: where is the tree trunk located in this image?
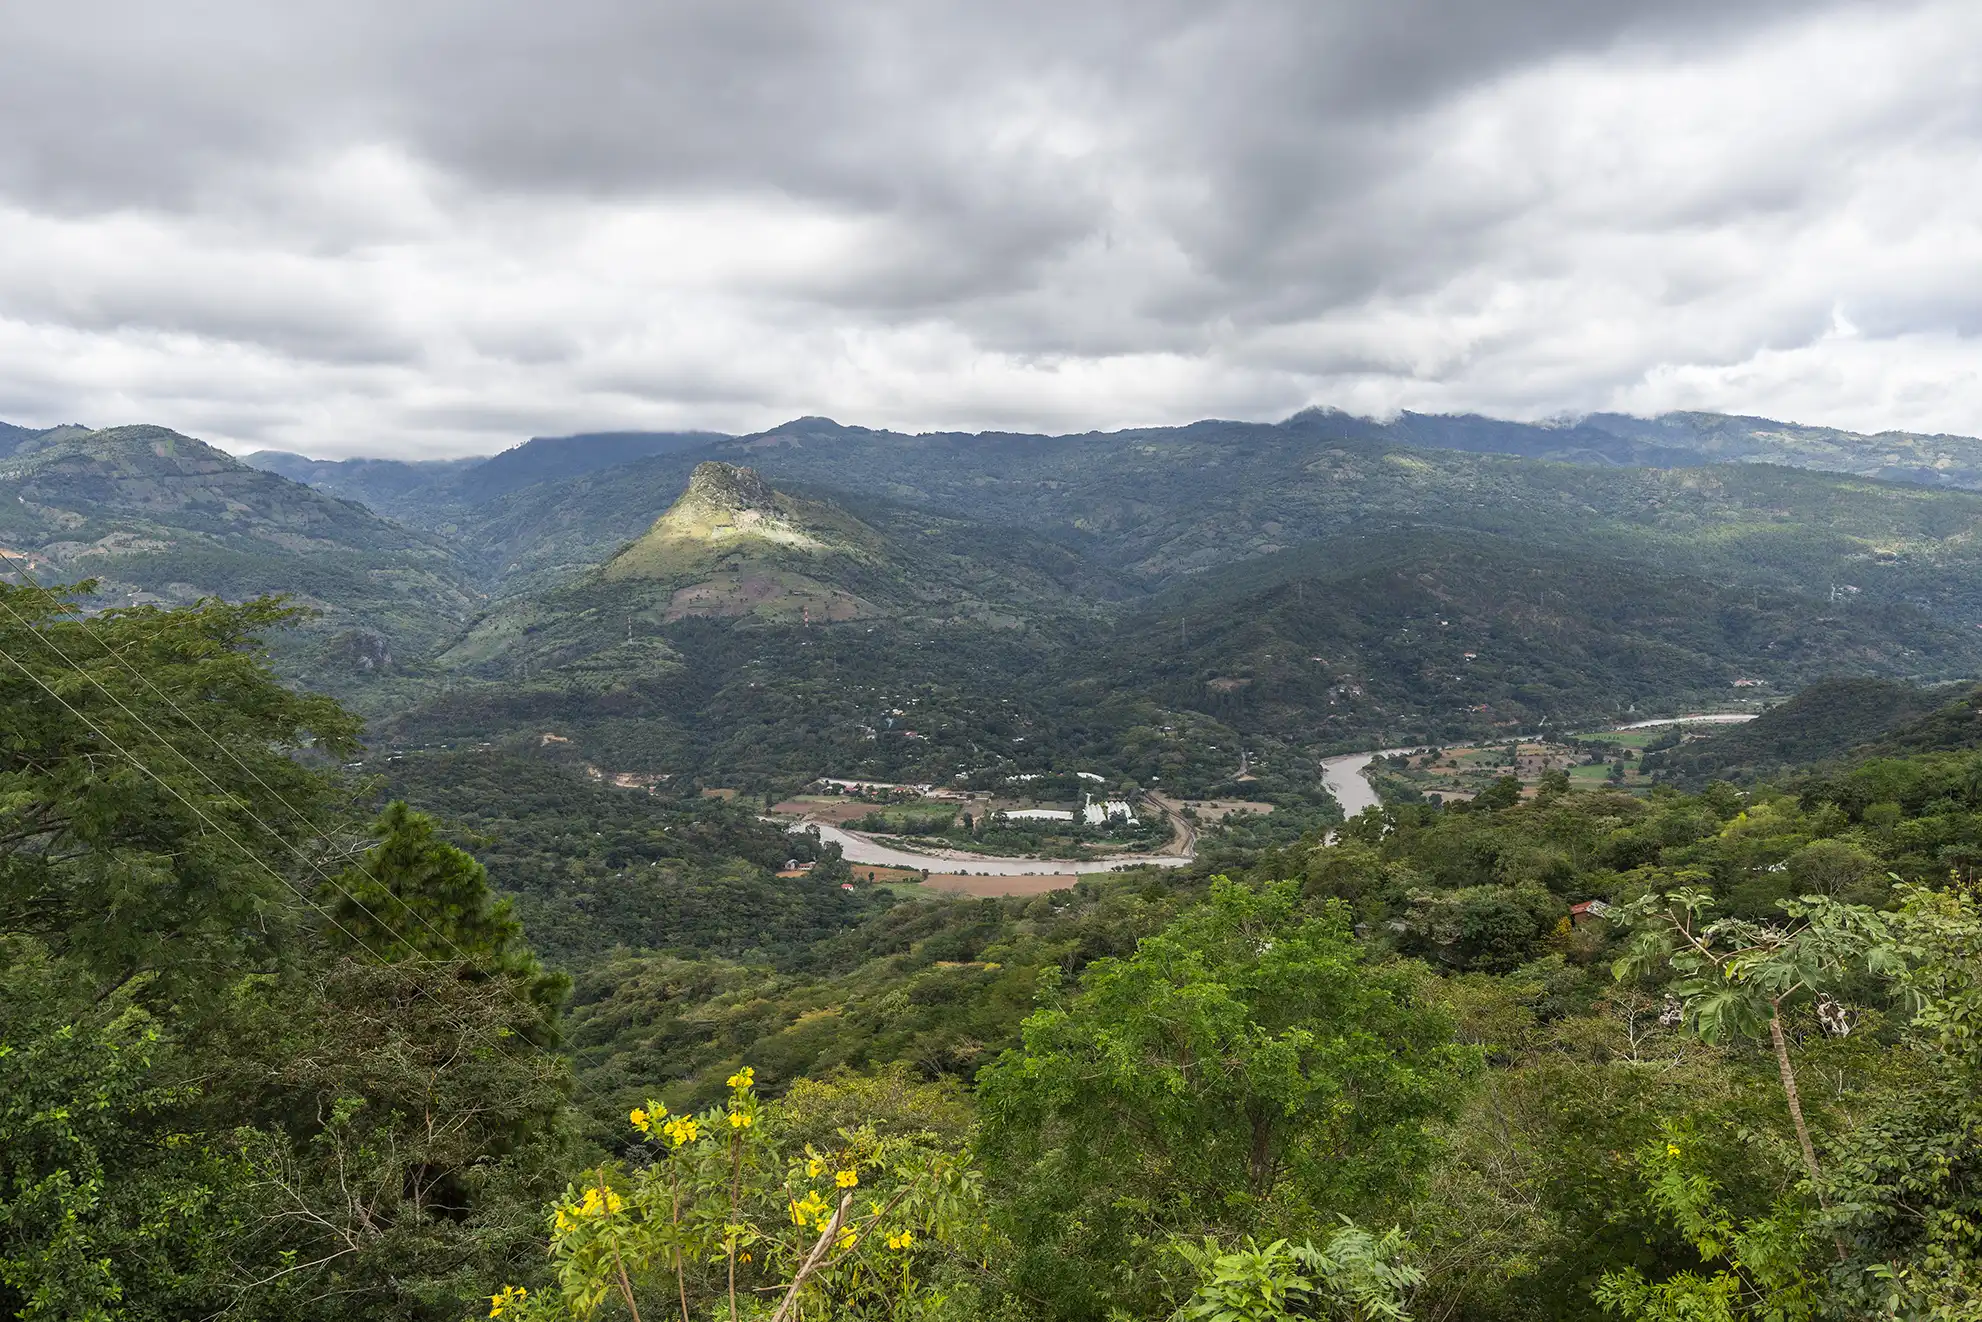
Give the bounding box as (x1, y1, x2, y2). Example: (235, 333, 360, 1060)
(769, 1194, 854, 1322)
(1768, 1010, 1825, 1204)
(1770, 1009, 1851, 1260)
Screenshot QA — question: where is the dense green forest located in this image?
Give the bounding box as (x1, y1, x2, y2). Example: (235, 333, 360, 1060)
(12, 583, 1982, 1321)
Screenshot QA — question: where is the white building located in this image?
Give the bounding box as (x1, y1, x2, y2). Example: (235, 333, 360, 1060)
(817, 777, 934, 795)
(1081, 796, 1138, 826)
(1005, 808, 1075, 822)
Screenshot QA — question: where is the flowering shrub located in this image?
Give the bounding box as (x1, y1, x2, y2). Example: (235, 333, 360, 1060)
(486, 1067, 983, 1320)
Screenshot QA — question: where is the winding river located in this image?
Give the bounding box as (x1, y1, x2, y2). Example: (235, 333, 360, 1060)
(803, 715, 1759, 873)
(1320, 749, 1403, 819)
(1322, 714, 1757, 823)
(801, 821, 1192, 874)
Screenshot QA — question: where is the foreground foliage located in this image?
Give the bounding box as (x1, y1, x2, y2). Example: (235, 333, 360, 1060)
(0, 587, 575, 1320)
(499, 1068, 986, 1322)
(978, 881, 1473, 1320)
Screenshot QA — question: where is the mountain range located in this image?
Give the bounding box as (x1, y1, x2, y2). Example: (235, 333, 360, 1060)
(9, 406, 1982, 793)
(239, 406, 1982, 526)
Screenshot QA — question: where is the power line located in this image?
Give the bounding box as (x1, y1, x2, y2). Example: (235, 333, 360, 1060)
(0, 573, 585, 1095)
(0, 564, 521, 985)
(0, 626, 571, 1095)
(0, 633, 419, 978)
(0, 582, 471, 962)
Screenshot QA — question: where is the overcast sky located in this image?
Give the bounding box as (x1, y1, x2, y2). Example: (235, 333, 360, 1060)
(2, 0, 1979, 457)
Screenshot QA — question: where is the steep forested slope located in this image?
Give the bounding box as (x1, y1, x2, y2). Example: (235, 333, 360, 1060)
(1644, 677, 1970, 782)
(0, 424, 481, 691)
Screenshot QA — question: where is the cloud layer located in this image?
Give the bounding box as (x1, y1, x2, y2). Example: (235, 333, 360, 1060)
(2, 0, 1979, 456)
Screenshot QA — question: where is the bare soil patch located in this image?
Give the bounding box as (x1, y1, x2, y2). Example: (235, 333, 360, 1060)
(1164, 796, 1274, 822)
(773, 797, 874, 824)
(850, 864, 927, 883)
(924, 872, 1078, 897)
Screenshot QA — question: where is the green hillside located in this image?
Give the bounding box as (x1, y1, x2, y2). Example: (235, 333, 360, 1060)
(1101, 530, 1982, 748)
(0, 425, 481, 693)
(1583, 410, 1982, 489)
(390, 529, 1982, 800)
(362, 423, 1982, 791)
(1643, 677, 1968, 782)
(596, 460, 890, 620)
(242, 428, 726, 526)
(240, 450, 483, 522)
(434, 462, 1115, 669)
(19, 417, 1982, 784)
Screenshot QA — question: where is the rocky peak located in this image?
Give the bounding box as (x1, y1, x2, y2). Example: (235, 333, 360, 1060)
(681, 461, 778, 514)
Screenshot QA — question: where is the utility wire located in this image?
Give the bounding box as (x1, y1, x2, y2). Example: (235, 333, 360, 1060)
(0, 569, 585, 1095)
(0, 557, 552, 1012)
(0, 633, 431, 982)
(0, 628, 571, 1095)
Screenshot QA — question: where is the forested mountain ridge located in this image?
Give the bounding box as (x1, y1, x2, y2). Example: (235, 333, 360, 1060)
(686, 415, 1982, 601)
(1100, 530, 1982, 747)
(1577, 408, 1982, 487)
(362, 417, 1982, 783)
(240, 450, 484, 521)
(0, 418, 92, 455)
(220, 407, 1982, 597)
(400, 413, 1982, 625)
(1322, 406, 1982, 488)
(15, 412, 1982, 785)
(0, 424, 483, 692)
(234, 406, 1982, 533)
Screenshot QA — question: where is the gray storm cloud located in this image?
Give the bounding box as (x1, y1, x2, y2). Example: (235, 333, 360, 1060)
(0, 0, 1976, 456)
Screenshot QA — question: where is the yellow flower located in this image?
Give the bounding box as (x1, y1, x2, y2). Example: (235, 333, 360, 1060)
(806, 1158, 824, 1178)
(835, 1168, 859, 1188)
(729, 1111, 752, 1129)
(886, 1230, 915, 1250)
(1666, 1142, 1682, 1158)
(630, 1107, 649, 1134)
(664, 1116, 700, 1147)
(577, 1186, 624, 1218)
(836, 1229, 859, 1250)
(726, 1066, 756, 1090)
(489, 1284, 528, 1317)
(790, 1190, 830, 1227)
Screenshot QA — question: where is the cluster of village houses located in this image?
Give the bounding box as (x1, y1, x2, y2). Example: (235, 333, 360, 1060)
(1002, 798, 1139, 826)
(812, 775, 1138, 827)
